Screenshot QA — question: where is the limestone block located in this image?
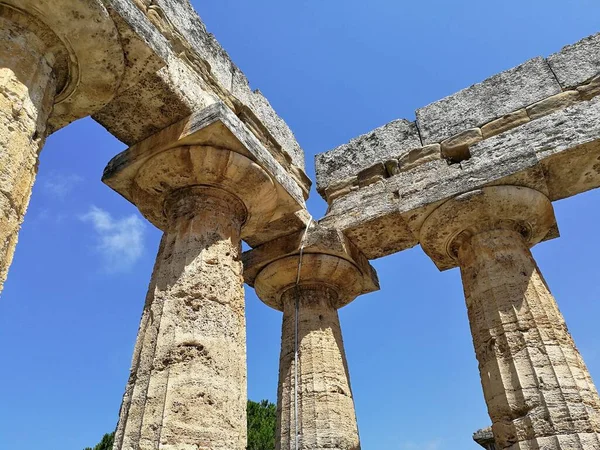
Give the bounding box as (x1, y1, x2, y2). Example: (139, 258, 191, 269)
(547, 32, 600, 88)
(397, 144, 441, 171)
(244, 209, 312, 249)
(94, 55, 220, 145)
(151, 0, 234, 88)
(243, 223, 378, 299)
(315, 119, 421, 195)
(477, 96, 600, 201)
(104, 0, 306, 174)
(416, 57, 561, 144)
(441, 128, 483, 162)
(526, 90, 581, 120)
(2, 0, 125, 131)
(321, 96, 600, 260)
(241, 84, 305, 171)
(357, 162, 386, 188)
(324, 176, 358, 203)
(577, 74, 600, 101)
(102, 102, 306, 244)
(481, 109, 529, 139)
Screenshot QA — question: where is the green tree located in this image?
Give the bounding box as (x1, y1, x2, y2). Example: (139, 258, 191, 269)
(247, 399, 277, 450)
(83, 432, 114, 450)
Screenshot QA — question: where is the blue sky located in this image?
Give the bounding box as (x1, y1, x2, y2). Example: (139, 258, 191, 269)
(1, 1, 599, 449)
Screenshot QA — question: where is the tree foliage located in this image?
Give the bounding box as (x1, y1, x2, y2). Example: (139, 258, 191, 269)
(247, 399, 277, 450)
(83, 432, 114, 450)
(85, 399, 276, 450)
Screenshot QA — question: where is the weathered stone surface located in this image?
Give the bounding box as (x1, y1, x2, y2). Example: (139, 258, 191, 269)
(481, 109, 529, 139)
(323, 176, 358, 203)
(526, 90, 581, 120)
(4, 0, 124, 130)
(357, 162, 386, 188)
(0, 1, 123, 293)
(315, 119, 421, 195)
(420, 186, 600, 449)
(577, 74, 600, 101)
(277, 284, 360, 450)
(441, 127, 482, 161)
(99, 0, 305, 177)
(114, 187, 248, 450)
(102, 102, 306, 244)
(398, 144, 441, 171)
(416, 57, 561, 144)
(243, 223, 378, 298)
(547, 32, 600, 88)
(322, 96, 600, 260)
(247, 229, 377, 450)
(103, 108, 305, 447)
(473, 427, 495, 449)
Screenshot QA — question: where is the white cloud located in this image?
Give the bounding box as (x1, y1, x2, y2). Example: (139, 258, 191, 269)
(80, 206, 146, 272)
(42, 173, 83, 199)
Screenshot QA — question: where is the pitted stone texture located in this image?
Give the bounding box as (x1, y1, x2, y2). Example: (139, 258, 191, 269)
(459, 229, 600, 450)
(420, 186, 600, 449)
(416, 57, 561, 144)
(548, 33, 600, 89)
(2, 0, 124, 131)
(98, 0, 305, 175)
(153, 0, 304, 170)
(102, 103, 306, 245)
(113, 187, 247, 450)
(0, 10, 57, 293)
(321, 96, 600, 260)
(315, 119, 421, 195)
(277, 286, 360, 450)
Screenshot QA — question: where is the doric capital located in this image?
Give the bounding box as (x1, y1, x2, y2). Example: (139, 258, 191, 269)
(244, 223, 379, 311)
(420, 185, 557, 270)
(0, 0, 124, 131)
(103, 103, 306, 242)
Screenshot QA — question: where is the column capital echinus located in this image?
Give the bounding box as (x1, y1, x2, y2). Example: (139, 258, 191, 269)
(244, 223, 379, 450)
(102, 102, 306, 242)
(244, 223, 379, 310)
(419, 185, 557, 271)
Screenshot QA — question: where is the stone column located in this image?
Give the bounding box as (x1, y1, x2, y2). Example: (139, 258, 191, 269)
(0, 1, 123, 293)
(247, 227, 379, 450)
(278, 281, 359, 450)
(116, 186, 247, 449)
(103, 142, 286, 450)
(0, 6, 58, 292)
(420, 186, 600, 450)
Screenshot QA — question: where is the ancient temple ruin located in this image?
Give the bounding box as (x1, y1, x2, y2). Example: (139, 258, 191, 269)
(2, 0, 600, 449)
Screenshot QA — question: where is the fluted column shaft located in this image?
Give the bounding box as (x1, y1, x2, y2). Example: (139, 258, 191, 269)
(458, 228, 600, 449)
(0, 7, 57, 292)
(277, 284, 360, 450)
(114, 186, 248, 450)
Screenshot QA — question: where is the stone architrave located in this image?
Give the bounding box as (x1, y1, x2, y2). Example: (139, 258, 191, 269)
(0, 0, 124, 293)
(420, 186, 600, 450)
(102, 106, 306, 450)
(244, 225, 379, 450)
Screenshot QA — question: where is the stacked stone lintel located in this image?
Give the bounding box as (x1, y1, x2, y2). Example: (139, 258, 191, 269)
(420, 186, 600, 450)
(0, 0, 124, 293)
(243, 224, 379, 450)
(102, 106, 306, 450)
